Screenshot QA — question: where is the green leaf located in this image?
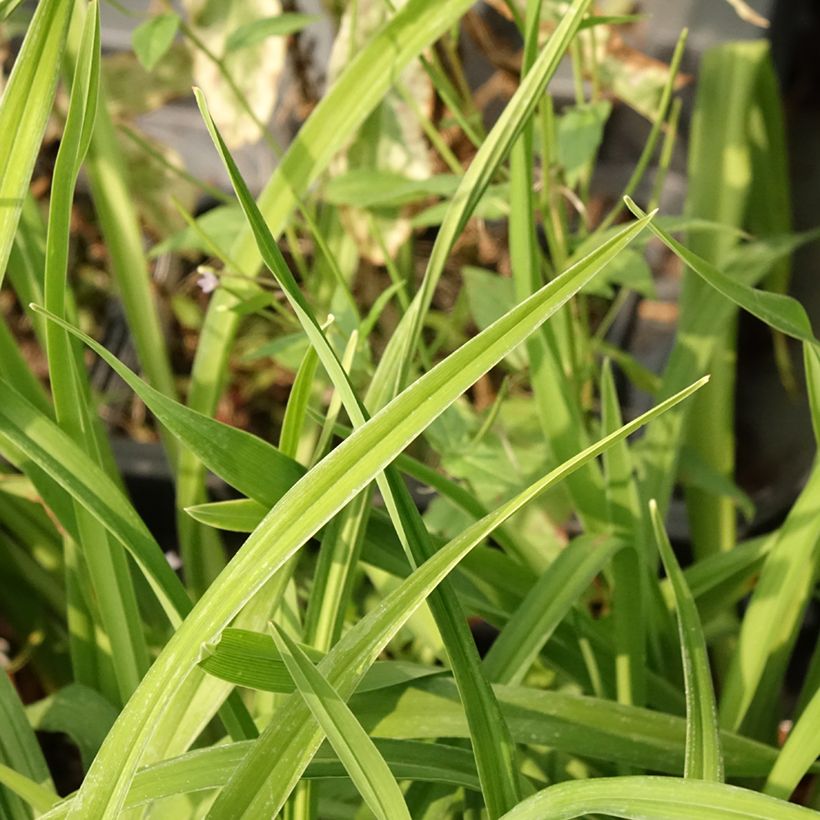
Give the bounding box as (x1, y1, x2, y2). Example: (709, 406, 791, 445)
(0, 0, 24, 22)
(43, 740, 479, 816)
(279, 342, 320, 460)
(30, 306, 304, 509)
(351, 678, 782, 777)
(556, 100, 612, 186)
(131, 14, 180, 71)
(0, 670, 55, 818)
(185, 498, 269, 532)
(625, 197, 818, 347)
(0, 377, 190, 627)
(650, 500, 723, 781)
(719, 462, 820, 736)
(482, 535, 622, 685)
(25, 685, 118, 771)
(600, 358, 649, 708)
(0, 765, 57, 815)
(149, 205, 245, 259)
(323, 170, 459, 209)
(270, 623, 412, 820)
(678, 446, 755, 522)
(224, 13, 320, 53)
(462, 267, 527, 369)
(0, 0, 72, 283)
(199, 627, 441, 695)
(499, 776, 818, 820)
(765, 684, 820, 801)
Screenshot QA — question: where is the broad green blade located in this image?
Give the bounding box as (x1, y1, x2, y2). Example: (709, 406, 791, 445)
(482, 535, 622, 685)
(0, 0, 72, 283)
(350, 678, 782, 777)
(270, 623, 412, 820)
(30, 306, 304, 508)
(650, 500, 723, 781)
(498, 776, 818, 820)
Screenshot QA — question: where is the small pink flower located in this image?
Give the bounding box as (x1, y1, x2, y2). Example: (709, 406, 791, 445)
(197, 268, 219, 294)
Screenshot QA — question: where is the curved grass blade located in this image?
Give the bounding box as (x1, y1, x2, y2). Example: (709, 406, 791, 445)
(625, 198, 818, 347)
(41, 740, 478, 818)
(199, 627, 441, 695)
(270, 623, 412, 820)
(498, 776, 818, 820)
(650, 500, 723, 781)
(720, 329, 820, 737)
(279, 338, 321, 460)
(44, 0, 149, 704)
(0, 0, 72, 283)
(0, 378, 190, 627)
(30, 306, 304, 508)
(25, 684, 117, 772)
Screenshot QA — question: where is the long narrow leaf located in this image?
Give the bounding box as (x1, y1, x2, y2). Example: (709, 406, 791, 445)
(764, 684, 820, 801)
(270, 623, 412, 820)
(625, 197, 817, 346)
(41, 740, 479, 818)
(482, 535, 622, 685)
(650, 500, 723, 781)
(0, 0, 72, 282)
(350, 678, 783, 777)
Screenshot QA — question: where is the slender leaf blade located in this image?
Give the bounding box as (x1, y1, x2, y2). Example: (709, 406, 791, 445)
(270, 623, 412, 820)
(650, 500, 723, 781)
